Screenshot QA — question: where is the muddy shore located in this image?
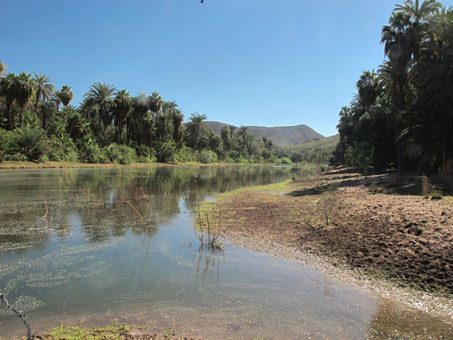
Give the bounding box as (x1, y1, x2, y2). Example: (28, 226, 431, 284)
(199, 168, 453, 319)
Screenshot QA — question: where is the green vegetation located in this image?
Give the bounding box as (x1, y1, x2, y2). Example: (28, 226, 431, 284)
(332, 0, 453, 177)
(194, 202, 225, 250)
(0, 70, 294, 165)
(44, 325, 131, 340)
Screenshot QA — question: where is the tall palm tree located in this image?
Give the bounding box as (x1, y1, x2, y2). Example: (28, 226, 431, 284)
(356, 70, 379, 112)
(15, 72, 34, 126)
(186, 113, 207, 150)
(395, 0, 441, 25)
(0, 73, 17, 129)
(84, 82, 116, 133)
(113, 89, 132, 143)
(32, 73, 54, 113)
(238, 126, 249, 151)
(148, 91, 163, 118)
(57, 85, 74, 108)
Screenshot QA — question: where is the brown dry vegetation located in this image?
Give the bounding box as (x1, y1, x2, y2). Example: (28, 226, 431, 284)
(208, 168, 453, 296)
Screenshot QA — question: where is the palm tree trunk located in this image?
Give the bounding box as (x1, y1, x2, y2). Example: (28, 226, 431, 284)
(34, 95, 40, 113)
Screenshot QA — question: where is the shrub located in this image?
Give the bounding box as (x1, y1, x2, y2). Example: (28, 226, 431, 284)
(280, 157, 293, 165)
(82, 144, 107, 163)
(15, 128, 48, 161)
(290, 152, 303, 163)
(106, 143, 137, 165)
(235, 157, 250, 164)
(0, 129, 16, 162)
(197, 150, 218, 164)
(174, 146, 196, 163)
(316, 183, 339, 225)
(135, 144, 151, 157)
(344, 142, 373, 174)
(155, 141, 176, 163)
(47, 136, 78, 162)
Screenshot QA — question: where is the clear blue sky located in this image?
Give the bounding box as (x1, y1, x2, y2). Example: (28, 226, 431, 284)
(3, 0, 451, 136)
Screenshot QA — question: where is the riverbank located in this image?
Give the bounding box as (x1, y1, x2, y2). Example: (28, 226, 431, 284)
(0, 160, 250, 169)
(35, 324, 202, 340)
(198, 168, 453, 319)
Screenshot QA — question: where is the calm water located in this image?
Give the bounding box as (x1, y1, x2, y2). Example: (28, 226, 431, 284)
(0, 166, 451, 339)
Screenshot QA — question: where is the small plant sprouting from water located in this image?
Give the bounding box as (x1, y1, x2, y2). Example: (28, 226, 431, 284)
(195, 202, 225, 250)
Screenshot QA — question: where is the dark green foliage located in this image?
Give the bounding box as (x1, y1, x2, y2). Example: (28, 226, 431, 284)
(15, 128, 48, 161)
(0, 65, 281, 164)
(333, 1, 453, 175)
(106, 143, 137, 165)
(155, 140, 176, 163)
(82, 143, 107, 163)
(198, 149, 218, 163)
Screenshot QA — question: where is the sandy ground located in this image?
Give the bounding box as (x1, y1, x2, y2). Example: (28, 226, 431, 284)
(199, 168, 453, 319)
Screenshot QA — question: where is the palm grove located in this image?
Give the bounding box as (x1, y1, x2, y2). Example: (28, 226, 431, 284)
(0, 66, 281, 165)
(332, 0, 453, 175)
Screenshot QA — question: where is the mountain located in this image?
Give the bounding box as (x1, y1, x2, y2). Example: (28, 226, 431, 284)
(202, 121, 324, 146)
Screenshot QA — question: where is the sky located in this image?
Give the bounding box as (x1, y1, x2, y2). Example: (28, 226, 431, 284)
(2, 0, 452, 136)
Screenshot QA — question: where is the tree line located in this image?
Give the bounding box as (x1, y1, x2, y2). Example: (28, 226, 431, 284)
(0, 66, 287, 165)
(332, 0, 453, 175)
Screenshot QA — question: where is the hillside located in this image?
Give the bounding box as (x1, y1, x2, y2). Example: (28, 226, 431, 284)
(202, 121, 324, 146)
(294, 134, 339, 153)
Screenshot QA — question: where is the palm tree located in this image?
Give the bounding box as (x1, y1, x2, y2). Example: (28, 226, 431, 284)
(129, 93, 150, 145)
(32, 73, 54, 113)
(57, 85, 74, 108)
(186, 113, 207, 150)
(356, 70, 379, 112)
(395, 0, 441, 25)
(148, 91, 163, 118)
(14, 72, 34, 126)
(112, 89, 132, 143)
(238, 126, 249, 152)
(162, 101, 184, 145)
(84, 82, 116, 134)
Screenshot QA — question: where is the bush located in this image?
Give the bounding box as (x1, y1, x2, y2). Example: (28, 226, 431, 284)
(155, 141, 176, 163)
(47, 136, 78, 162)
(135, 144, 151, 157)
(174, 146, 196, 163)
(0, 129, 16, 162)
(15, 128, 49, 161)
(82, 144, 107, 163)
(236, 157, 250, 164)
(280, 157, 293, 165)
(344, 142, 373, 174)
(197, 150, 218, 164)
(290, 152, 303, 163)
(106, 143, 137, 165)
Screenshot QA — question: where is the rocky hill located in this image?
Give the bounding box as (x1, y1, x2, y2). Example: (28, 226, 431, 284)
(202, 121, 324, 146)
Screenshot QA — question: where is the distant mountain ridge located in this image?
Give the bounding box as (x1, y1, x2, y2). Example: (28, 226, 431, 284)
(202, 121, 324, 146)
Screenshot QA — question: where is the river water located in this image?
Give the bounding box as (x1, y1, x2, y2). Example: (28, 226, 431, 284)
(0, 166, 451, 339)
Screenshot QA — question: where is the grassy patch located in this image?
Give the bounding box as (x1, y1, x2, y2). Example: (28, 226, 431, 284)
(43, 325, 131, 340)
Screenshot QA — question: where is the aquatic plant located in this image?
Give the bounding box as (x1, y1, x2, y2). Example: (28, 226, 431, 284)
(194, 202, 225, 250)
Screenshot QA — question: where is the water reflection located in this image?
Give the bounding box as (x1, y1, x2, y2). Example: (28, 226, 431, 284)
(0, 165, 451, 339)
(193, 246, 225, 284)
(0, 165, 294, 255)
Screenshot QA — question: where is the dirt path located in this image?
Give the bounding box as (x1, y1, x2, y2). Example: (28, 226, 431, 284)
(200, 168, 453, 318)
